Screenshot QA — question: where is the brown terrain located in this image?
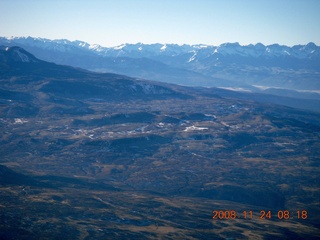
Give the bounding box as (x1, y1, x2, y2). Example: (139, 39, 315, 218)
(0, 47, 319, 239)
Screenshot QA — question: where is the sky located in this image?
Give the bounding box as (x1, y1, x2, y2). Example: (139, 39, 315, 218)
(1, 0, 320, 47)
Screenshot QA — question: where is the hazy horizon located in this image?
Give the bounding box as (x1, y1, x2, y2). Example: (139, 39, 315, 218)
(2, 35, 319, 48)
(1, 0, 320, 47)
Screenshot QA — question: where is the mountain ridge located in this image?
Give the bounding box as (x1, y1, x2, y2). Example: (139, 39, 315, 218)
(1, 36, 320, 112)
(2, 36, 318, 58)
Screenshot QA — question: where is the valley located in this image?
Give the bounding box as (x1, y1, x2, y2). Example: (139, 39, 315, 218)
(0, 46, 320, 239)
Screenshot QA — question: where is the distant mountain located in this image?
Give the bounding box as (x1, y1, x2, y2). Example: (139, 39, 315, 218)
(3, 37, 318, 61)
(1, 37, 320, 113)
(0, 46, 190, 119)
(1, 37, 319, 90)
(0, 46, 40, 63)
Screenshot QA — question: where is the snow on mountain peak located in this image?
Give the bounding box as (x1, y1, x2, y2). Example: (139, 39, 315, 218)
(74, 40, 89, 48)
(160, 44, 167, 51)
(3, 46, 39, 63)
(196, 44, 209, 49)
(89, 44, 103, 51)
(188, 50, 197, 62)
(0, 36, 319, 62)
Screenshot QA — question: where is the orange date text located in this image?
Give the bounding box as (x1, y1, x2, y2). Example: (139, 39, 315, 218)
(212, 210, 308, 220)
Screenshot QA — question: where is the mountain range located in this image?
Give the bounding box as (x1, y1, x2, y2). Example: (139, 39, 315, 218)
(1, 37, 319, 98)
(2, 39, 320, 113)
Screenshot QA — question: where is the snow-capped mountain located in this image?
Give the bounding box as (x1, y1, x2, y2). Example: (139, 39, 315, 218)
(2, 36, 318, 60)
(0, 46, 40, 63)
(110, 41, 318, 60)
(1, 36, 319, 94)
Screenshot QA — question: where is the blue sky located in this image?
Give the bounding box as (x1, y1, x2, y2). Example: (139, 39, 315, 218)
(1, 0, 319, 47)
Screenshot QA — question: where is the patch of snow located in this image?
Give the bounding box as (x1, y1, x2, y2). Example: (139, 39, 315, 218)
(296, 89, 320, 94)
(88, 134, 94, 139)
(188, 51, 197, 62)
(184, 126, 208, 132)
(14, 118, 28, 124)
(89, 44, 102, 50)
(204, 114, 217, 119)
(220, 121, 229, 127)
(253, 85, 320, 94)
(160, 44, 167, 51)
(218, 87, 252, 92)
(157, 122, 165, 127)
(77, 41, 88, 48)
